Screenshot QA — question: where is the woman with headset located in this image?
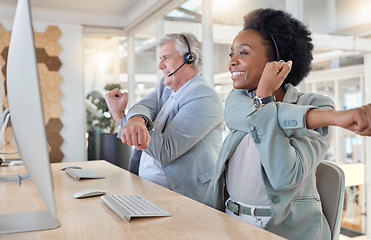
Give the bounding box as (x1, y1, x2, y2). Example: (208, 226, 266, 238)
(204, 8, 371, 239)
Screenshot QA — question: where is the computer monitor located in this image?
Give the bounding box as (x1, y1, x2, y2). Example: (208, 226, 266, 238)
(0, 0, 60, 234)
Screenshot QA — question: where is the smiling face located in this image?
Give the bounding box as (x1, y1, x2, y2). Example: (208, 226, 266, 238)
(228, 29, 271, 90)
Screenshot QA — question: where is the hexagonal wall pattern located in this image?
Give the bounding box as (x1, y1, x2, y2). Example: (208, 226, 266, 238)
(46, 118, 64, 163)
(0, 23, 64, 162)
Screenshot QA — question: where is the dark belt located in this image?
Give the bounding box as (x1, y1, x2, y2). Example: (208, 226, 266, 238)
(227, 200, 271, 217)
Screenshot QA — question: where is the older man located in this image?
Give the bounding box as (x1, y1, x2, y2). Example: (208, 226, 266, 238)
(105, 33, 223, 202)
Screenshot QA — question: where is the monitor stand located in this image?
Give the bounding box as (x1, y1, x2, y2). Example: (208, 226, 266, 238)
(0, 211, 59, 234)
(0, 174, 30, 183)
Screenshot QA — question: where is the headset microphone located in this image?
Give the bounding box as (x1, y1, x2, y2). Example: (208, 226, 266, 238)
(167, 34, 195, 77)
(247, 86, 257, 92)
(168, 62, 186, 77)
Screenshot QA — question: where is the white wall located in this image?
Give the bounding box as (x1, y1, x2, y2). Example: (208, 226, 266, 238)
(54, 23, 86, 162)
(1, 19, 86, 162)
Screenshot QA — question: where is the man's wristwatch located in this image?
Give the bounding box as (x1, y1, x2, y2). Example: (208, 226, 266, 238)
(253, 96, 276, 110)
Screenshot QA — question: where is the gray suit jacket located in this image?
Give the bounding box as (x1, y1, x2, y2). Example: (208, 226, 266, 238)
(204, 84, 334, 239)
(121, 74, 224, 202)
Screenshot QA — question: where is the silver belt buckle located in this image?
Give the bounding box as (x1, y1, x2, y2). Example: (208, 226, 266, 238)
(232, 201, 240, 216)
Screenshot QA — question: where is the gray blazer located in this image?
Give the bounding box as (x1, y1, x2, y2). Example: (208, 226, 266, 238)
(204, 84, 334, 239)
(121, 74, 224, 202)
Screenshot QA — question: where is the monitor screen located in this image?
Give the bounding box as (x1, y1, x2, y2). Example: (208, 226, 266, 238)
(0, 0, 59, 234)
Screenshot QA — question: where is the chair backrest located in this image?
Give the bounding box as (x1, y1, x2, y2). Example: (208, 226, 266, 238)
(316, 160, 345, 240)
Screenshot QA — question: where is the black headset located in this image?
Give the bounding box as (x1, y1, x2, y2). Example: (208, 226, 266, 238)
(168, 34, 196, 77)
(269, 34, 281, 62)
(247, 35, 281, 93)
(182, 34, 195, 64)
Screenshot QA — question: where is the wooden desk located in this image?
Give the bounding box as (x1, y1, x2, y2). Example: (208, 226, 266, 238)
(0, 160, 284, 239)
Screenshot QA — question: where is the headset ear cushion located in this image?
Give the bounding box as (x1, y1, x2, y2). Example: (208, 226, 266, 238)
(184, 52, 195, 64)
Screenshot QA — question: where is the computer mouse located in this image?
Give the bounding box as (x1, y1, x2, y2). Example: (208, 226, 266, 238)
(60, 165, 82, 170)
(73, 189, 106, 199)
(8, 160, 24, 166)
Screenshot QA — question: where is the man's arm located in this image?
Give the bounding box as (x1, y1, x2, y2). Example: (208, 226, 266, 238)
(120, 116, 151, 150)
(115, 81, 165, 150)
(143, 87, 224, 166)
(104, 89, 128, 124)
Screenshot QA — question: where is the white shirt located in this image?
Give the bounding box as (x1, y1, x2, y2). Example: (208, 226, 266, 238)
(226, 134, 270, 206)
(138, 152, 170, 188)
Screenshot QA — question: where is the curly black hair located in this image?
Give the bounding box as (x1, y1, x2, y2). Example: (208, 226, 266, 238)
(243, 8, 313, 86)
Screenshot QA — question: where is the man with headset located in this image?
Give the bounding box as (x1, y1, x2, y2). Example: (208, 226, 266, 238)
(105, 33, 224, 203)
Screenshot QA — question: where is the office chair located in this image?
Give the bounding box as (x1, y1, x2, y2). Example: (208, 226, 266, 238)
(316, 160, 345, 240)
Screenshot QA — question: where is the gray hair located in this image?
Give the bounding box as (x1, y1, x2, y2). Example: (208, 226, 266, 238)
(159, 32, 202, 71)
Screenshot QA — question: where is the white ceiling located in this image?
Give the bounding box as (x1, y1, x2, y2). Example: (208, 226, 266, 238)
(0, 0, 185, 34)
(0, 0, 141, 15)
(2, 0, 371, 38)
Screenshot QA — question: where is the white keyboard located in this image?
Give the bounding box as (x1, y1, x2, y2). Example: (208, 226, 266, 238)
(101, 195, 171, 222)
(65, 168, 105, 181)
